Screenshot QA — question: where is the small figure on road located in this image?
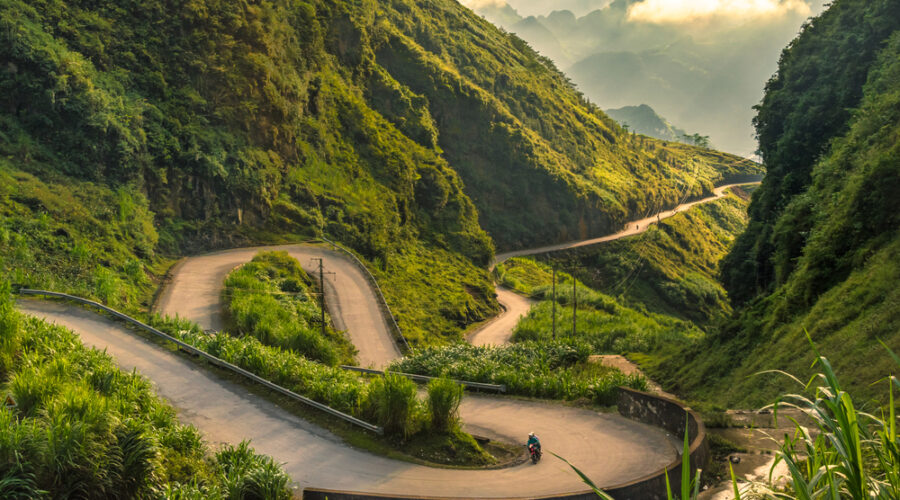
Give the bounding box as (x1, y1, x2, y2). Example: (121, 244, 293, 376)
(527, 431, 542, 463)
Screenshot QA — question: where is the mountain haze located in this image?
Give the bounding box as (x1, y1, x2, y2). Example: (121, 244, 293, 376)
(605, 105, 691, 143)
(477, 0, 827, 157)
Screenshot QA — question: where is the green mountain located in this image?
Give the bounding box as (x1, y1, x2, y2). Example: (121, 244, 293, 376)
(0, 0, 759, 345)
(658, 0, 900, 406)
(605, 104, 692, 144)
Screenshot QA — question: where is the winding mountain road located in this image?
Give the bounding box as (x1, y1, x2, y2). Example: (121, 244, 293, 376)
(16, 183, 754, 497)
(469, 183, 758, 345)
(154, 245, 401, 369)
(21, 286, 674, 497)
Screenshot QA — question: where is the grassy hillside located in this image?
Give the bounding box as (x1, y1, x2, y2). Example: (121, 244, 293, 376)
(224, 251, 357, 365)
(496, 258, 704, 353)
(721, 0, 900, 305)
(655, 8, 900, 407)
(0, 285, 291, 498)
(531, 189, 752, 326)
(0, 0, 761, 346)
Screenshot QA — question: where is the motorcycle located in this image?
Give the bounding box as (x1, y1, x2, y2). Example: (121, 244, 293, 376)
(528, 443, 542, 464)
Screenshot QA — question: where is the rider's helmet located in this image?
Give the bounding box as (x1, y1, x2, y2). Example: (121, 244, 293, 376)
(528, 432, 535, 437)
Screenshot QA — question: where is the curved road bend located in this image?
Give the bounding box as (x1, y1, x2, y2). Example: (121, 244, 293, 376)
(468, 287, 535, 347)
(154, 245, 401, 369)
(471, 183, 759, 346)
(19, 299, 675, 497)
(495, 183, 756, 264)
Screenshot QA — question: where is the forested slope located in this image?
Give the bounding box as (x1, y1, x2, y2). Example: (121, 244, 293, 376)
(657, 1, 900, 406)
(0, 0, 759, 344)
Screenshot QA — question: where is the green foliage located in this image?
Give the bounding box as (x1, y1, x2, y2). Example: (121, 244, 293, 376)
(0, 0, 762, 347)
(150, 314, 366, 416)
(496, 258, 704, 352)
(215, 441, 291, 500)
(0, 168, 159, 313)
(722, 0, 900, 305)
(523, 192, 751, 326)
(364, 373, 420, 439)
(746, 348, 900, 498)
(669, 25, 900, 407)
(425, 378, 463, 433)
(224, 251, 355, 365)
(391, 342, 647, 403)
(0, 285, 290, 498)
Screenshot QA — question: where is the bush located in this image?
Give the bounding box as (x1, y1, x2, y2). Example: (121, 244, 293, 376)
(391, 342, 647, 401)
(0, 283, 291, 497)
(364, 373, 420, 438)
(426, 378, 463, 433)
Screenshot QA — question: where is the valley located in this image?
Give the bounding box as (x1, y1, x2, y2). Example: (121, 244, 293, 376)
(2, 0, 899, 498)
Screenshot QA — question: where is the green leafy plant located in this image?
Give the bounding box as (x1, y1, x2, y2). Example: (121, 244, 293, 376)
(364, 373, 421, 439)
(426, 377, 463, 433)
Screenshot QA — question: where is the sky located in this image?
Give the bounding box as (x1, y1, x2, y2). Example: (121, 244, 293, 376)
(627, 0, 813, 23)
(459, 0, 822, 22)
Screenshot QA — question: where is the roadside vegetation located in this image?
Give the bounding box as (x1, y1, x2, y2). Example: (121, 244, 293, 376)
(495, 258, 703, 353)
(390, 343, 647, 404)
(0, 283, 291, 499)
(224, 251, 356, 365)
(0, 167, 163, 314)
(148, 314, 495, 465)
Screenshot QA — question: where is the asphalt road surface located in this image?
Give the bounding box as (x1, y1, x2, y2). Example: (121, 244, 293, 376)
(20, 299, 676, 497)
(154, 244, 401, 369)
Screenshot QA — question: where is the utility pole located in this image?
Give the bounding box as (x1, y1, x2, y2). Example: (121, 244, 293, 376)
(310, 258, 335, 339)
(572, 276, 577, 337)
(552, 265, 557, 340)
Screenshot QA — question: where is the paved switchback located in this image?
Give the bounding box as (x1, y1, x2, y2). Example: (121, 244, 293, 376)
(154, 245, 401, 369)
(470, 183, 759, 346)
(19, 299, 676, 497)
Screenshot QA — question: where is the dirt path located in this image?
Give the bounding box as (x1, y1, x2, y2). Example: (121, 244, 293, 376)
(20, 299, 676, 497)
(153, 244, 401, 369)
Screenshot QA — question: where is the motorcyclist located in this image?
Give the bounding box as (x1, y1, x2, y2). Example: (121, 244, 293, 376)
(527, 432, 541, 454)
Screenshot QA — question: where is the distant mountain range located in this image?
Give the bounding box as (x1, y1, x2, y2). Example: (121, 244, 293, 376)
(476, 0, 826, 157)
(605, 104, 691, 143)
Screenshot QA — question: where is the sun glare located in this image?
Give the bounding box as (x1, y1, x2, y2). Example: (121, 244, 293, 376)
(627, 0, 811, 23)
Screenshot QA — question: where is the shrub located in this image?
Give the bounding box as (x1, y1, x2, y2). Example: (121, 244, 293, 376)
(426, 378, 463, 433)
(365, 373, 420, 438)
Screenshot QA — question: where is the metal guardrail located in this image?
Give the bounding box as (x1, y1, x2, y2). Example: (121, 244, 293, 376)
(19, 289, 384, 435)
(318, 236, 412, 354)
(340, 366, 506, 393)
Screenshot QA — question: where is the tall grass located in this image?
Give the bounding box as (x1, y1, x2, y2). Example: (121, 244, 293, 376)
(1, 284, 292, 498)
(391, 342, 648, 403)
(150, 314, 435, 438)
(752, 342, 900, 499)
(224, 251, 356, 365)
(427, 378, 463, 433)
(364, 373, 421, 438)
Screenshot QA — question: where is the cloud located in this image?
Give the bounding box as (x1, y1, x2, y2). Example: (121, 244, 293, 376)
(627, 0, 812, 23)
(458, 0, 507, 9)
